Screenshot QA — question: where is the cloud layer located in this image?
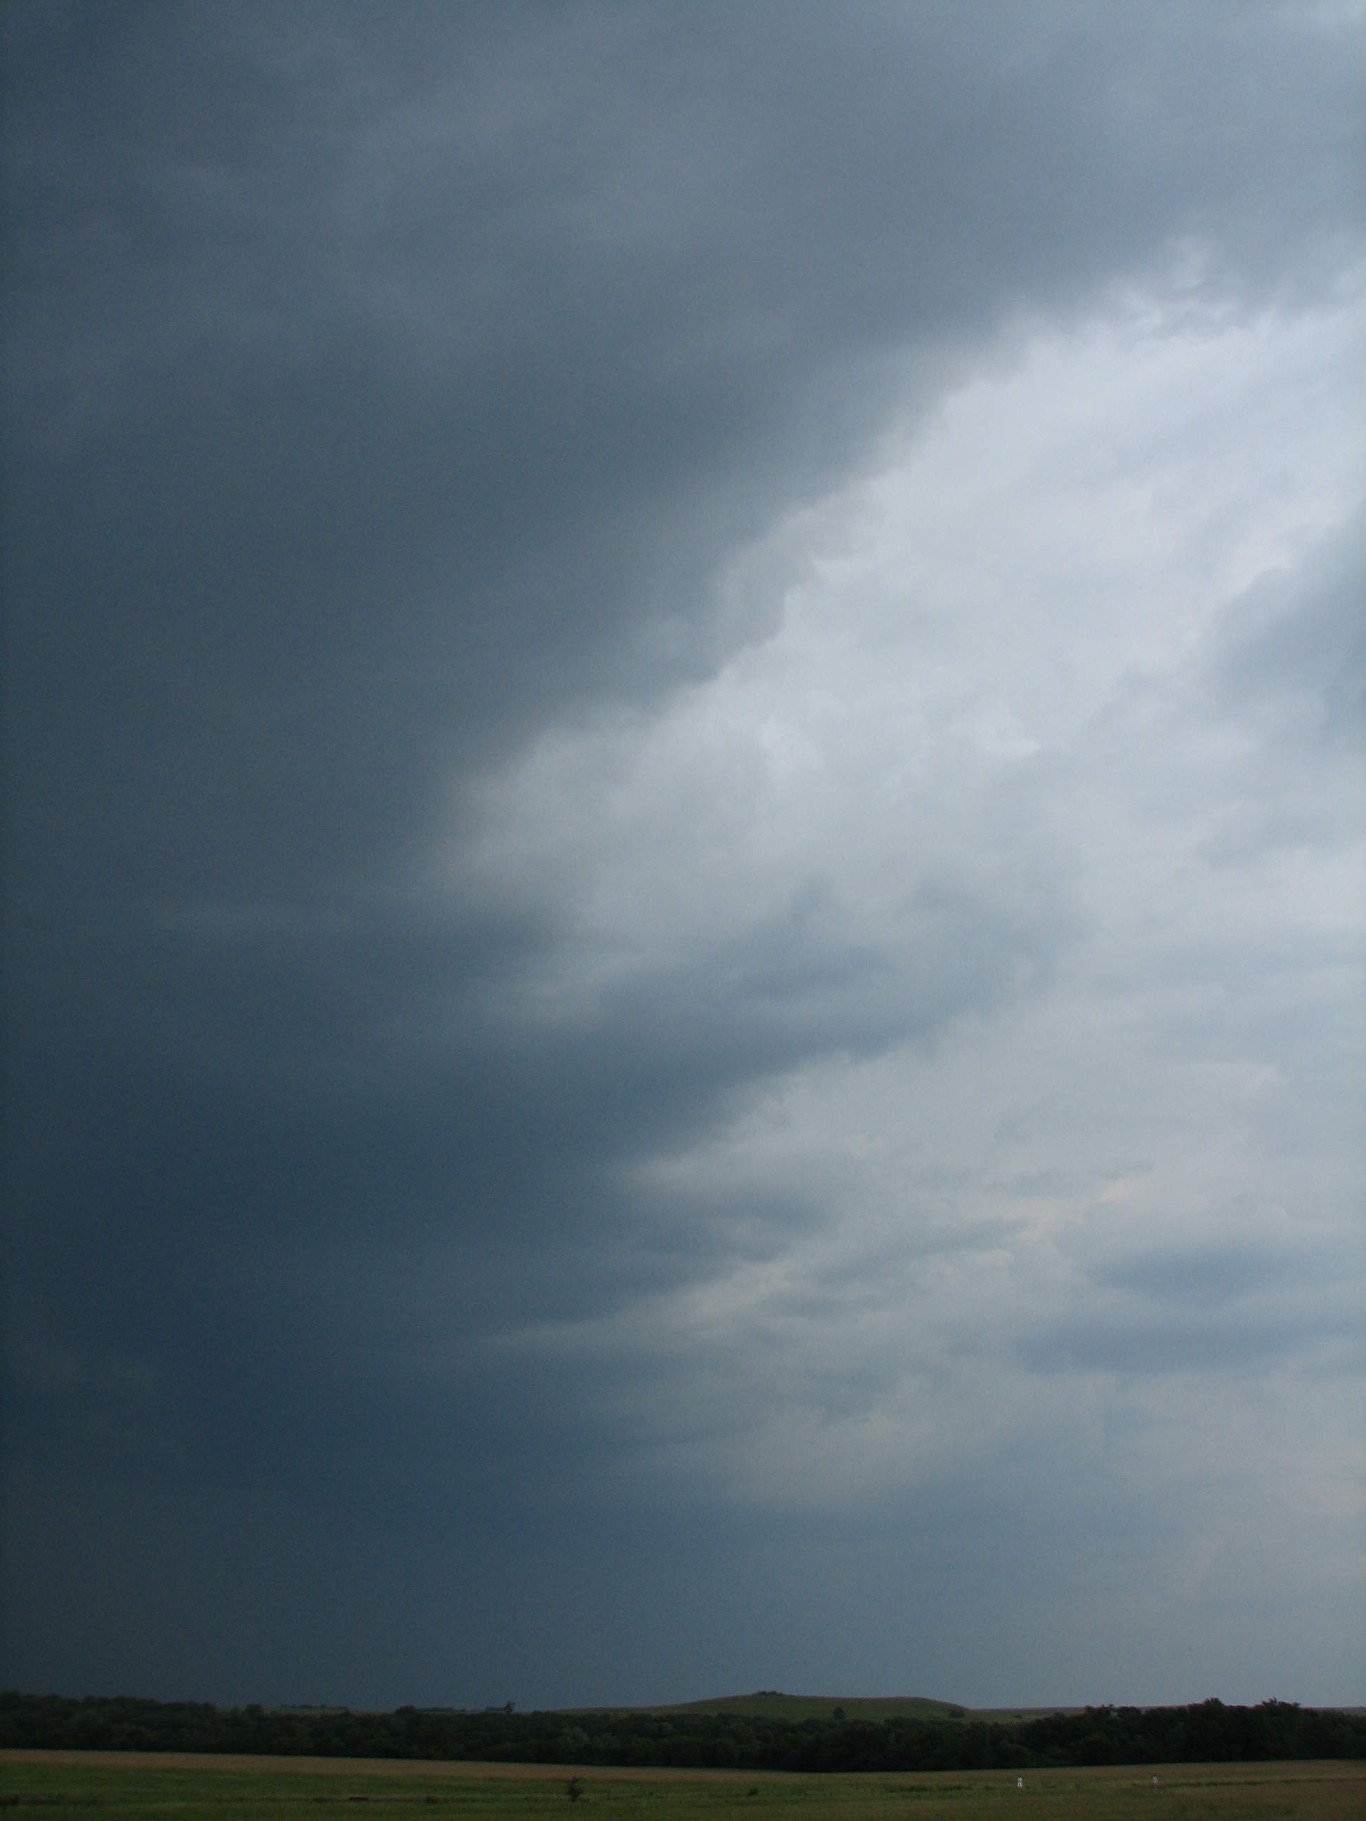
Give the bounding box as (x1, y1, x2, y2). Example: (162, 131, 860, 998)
(3, 1, 1363, 1709)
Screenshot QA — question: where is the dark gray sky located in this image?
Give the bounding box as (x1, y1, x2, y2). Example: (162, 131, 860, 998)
(3, 1, 1363, 1710)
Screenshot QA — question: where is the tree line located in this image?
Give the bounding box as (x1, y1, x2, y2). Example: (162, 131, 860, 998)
(1, 1690, 1362, 1771)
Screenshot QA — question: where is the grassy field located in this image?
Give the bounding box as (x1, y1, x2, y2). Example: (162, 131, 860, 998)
(2, 1751, 1362, 1820)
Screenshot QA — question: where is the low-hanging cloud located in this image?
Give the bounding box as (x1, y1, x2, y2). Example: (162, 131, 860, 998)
(4, 0, 1364, 1711)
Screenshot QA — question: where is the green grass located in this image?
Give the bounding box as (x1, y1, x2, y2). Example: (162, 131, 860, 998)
(2, 1752, 1362, 1821)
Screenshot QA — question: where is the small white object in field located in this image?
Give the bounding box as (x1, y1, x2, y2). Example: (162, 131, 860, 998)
(1017, 1776, 1023, 1787)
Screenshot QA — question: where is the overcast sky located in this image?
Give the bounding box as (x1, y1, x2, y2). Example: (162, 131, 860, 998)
(3, 1, 1363, 1712)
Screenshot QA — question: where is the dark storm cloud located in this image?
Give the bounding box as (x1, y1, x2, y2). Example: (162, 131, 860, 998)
(6, 860, 1049, 1518)
(4, 1, 1364, 1706)
(8, 0, 1359, 905)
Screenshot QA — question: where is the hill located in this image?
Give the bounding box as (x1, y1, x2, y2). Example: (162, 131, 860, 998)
(575, 1692, 1083, 1725)
(634, 1692, 970, 1723)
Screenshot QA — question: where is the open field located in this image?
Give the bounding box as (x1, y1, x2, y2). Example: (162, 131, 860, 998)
(3, 1752, 1362, 1820)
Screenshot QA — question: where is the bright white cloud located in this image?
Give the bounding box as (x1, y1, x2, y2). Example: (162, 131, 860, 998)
(464, 278, 1362, 966)
(470, 270, 1365, 1599)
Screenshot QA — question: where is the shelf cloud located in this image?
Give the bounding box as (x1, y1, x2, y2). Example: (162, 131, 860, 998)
(4, 1, 1363, 1710)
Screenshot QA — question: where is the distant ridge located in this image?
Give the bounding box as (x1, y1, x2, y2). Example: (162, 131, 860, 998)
(576, 1692, 1087, 1725)
(631, 1692, 972, 1723)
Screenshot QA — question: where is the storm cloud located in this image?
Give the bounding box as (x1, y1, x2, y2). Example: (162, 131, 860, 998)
(3, 1, 1363, 1710)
